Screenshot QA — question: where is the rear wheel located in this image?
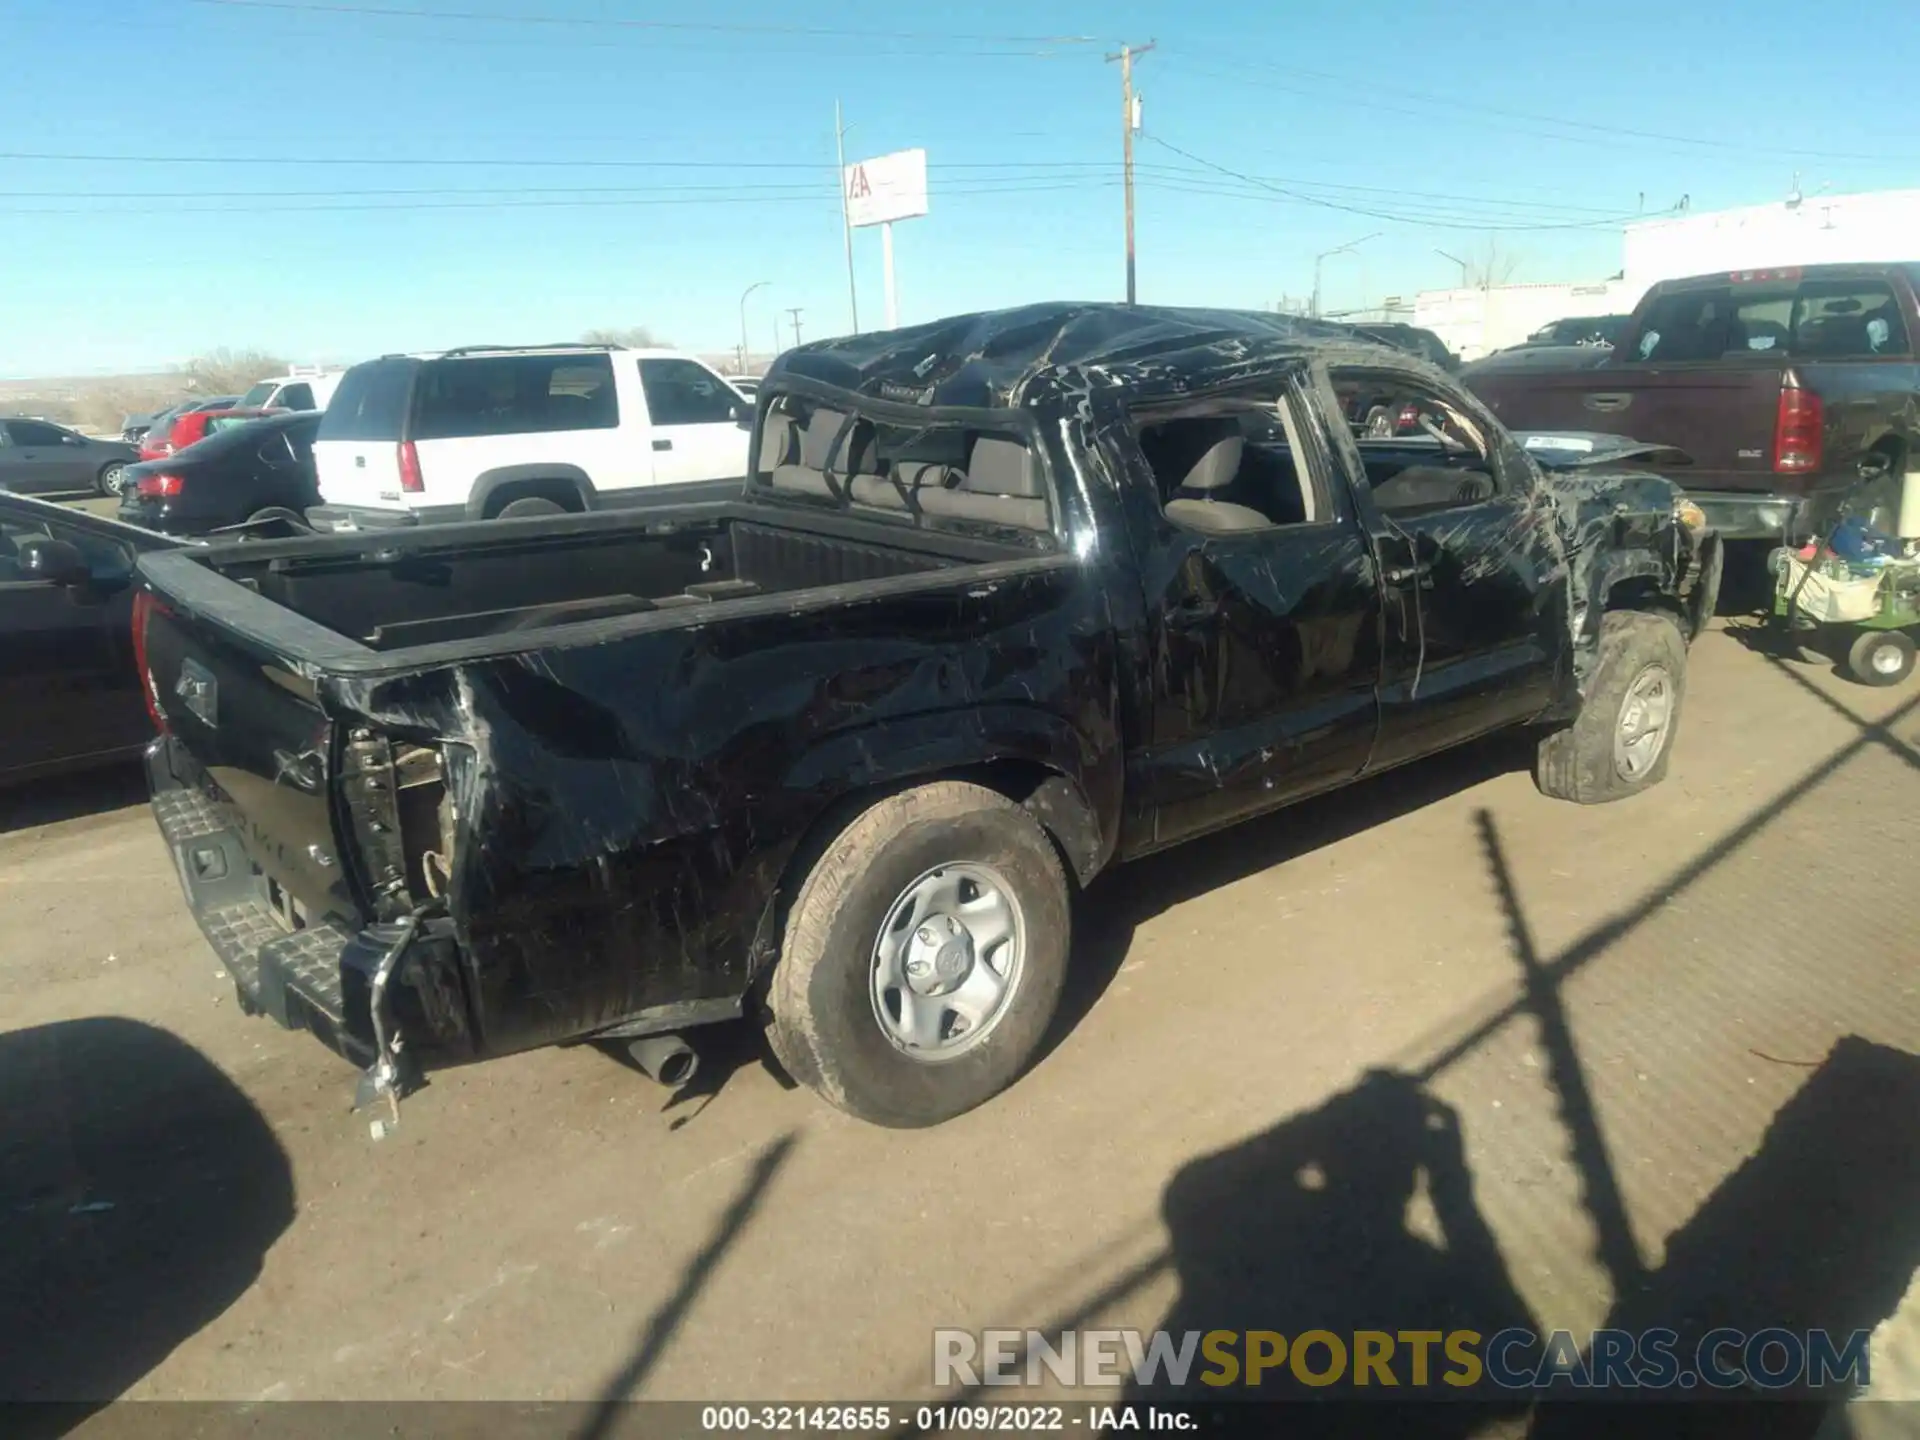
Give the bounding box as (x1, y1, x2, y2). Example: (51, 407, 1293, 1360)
(768, 781, 1071, 1127)
(1536, 611, 1687, 804)
(494, 496, 568, 520)
(96, 462, 128, 497)
(1847, 629, 1915, 687)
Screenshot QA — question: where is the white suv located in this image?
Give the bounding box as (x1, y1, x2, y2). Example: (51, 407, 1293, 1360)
(240, 367, 345, 412)
(307, 344, 751, 529)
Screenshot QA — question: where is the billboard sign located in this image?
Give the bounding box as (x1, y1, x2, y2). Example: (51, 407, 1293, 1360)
(844, 148, 928, 229)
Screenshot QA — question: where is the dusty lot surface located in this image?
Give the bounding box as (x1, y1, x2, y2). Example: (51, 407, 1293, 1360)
(3, 620, 1917, 1427)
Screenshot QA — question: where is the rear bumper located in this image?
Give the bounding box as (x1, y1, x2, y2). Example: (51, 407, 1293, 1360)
(306, 503, 463, 533)
(1685, 490, 1806, 542)
(146, 736, 379, 1066)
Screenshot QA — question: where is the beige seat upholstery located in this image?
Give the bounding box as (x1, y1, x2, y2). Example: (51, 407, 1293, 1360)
(915, 438, 1050, 530)
(1162, 420, 1270, 533)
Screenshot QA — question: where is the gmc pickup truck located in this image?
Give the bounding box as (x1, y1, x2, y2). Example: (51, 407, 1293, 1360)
(1466, 262, 1920, 542)
(136, 303, 1720, 1130)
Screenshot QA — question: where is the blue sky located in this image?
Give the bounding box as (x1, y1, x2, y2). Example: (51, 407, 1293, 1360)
(4, 0, 1918, 376)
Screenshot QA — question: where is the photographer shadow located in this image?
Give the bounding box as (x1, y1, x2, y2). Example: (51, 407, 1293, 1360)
(1127, 1068, 1536, 1437)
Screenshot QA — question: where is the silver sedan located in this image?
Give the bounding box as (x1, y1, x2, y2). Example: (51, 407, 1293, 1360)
(0, 417, 140, 497)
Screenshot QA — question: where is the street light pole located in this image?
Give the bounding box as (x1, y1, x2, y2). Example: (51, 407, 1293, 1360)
(738, 280, 768, 374)
(1310, 231, 1380, 318)
(1434, 248, 1470, 287)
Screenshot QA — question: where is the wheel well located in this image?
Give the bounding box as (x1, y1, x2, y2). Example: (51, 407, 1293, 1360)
(1603, 576, 1686, 624)
(481, 479, 584, 517)
(745, 760, 1100, 1003)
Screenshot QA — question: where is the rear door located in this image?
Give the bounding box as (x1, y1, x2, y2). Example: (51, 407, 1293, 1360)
(0, 506, 148, 778)
(634, 357, 752, 490)
(312, 358, 415, 509)
(1117, 376, 1384, 850)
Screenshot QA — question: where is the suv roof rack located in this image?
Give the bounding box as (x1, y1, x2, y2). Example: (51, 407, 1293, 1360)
(435, 342, 617, 359)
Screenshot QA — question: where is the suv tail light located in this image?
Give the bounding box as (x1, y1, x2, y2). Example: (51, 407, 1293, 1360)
(135, 472, 185, 498)
(131, 590, 171, 733)
(1773, 383, 1823, 474)
(397, 439, 424, 493)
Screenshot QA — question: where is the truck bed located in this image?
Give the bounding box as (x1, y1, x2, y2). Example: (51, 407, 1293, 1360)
(139, 498, 1042, 670)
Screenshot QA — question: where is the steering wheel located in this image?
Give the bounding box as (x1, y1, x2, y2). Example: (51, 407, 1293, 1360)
(1417, 412, 1468, 453)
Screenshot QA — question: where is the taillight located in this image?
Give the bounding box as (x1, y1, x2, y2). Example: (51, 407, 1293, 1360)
(397, 440, 424, 493)
(1774, 384, 1823, 474)
(131, 590, 171, 733)
(1397, 403, 1421, 432)
(135, 472, 185, 498)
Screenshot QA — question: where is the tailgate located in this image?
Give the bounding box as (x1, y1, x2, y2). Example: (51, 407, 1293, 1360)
(1477, 364, 1786, 490)
(313, 438, 406, 511)
(137, 584, 355, 927)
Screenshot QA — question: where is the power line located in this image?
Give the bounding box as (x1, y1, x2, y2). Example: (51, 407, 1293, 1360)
(1162, 49, 1912, 165)
(1140, 134, 1668, 232)
(1129, 163, 1630, 219)
(0, 149, 1122, 170)
(193, 0, 1098, 46)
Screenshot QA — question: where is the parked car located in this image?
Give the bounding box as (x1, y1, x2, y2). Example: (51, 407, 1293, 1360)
(118, 411, 322, 537)
(1511, 314, 1629, 351)
(137, 302, 1718, 1129)
(305, 343, 752, 532)
(139, 406, 283, 464)
(0, 417, 139, 497)
(0, 493, 181, 785)
(134, 396, 245, 464)
(1465, 263, 1920, 541)
(239, 368, 344, 413)
(1350, 322, 1460, 371)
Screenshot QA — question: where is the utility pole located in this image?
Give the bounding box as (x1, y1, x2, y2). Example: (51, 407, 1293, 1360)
(787, 307, 805, 348)
(835, 100, 859, 334)
(738, 280, 768, 375)
(1310, 231, 1379, 318)
(1105, 40, 1154, 305)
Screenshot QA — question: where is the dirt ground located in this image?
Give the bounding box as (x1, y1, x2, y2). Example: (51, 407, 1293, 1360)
(3, 617, 1918, 1430)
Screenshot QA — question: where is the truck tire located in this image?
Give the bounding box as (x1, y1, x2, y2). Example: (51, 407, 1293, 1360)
(1847, 629, 1915, 687)
(768, 781, 1071, 1127)
(1535, 611, 1687, 805)
(495, 496, 568, 520)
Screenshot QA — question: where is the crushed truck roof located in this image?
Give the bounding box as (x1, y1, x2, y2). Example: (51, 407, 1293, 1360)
(772, 302, 1417, 411)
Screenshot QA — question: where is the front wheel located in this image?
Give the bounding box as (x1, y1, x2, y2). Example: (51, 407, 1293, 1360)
(768, 781, 1071, 1127)
(1848, 629, 1915, 687)
(1536, 611, 1687, 804)
(96, 462, 128, 497)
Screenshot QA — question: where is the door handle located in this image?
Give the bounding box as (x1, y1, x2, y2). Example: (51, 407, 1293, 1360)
(1583, 393, 1632, 413)
(1383, 561, 1432, 585)
(1166, 596, 1220, 630)
(652, 439, 673, 452)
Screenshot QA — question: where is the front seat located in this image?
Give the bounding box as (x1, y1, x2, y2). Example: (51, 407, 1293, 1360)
(1162, 419, 1269, 533)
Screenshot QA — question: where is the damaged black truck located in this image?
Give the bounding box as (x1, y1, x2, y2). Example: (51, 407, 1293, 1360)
(136, 304, 1722, 1129)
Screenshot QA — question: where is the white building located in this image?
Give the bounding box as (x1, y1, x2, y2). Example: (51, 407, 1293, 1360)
(1413, 281, 1632, 362)
(1404, 187, 1920, 361)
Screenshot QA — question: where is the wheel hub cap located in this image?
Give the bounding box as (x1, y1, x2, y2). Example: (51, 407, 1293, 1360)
(1614, 664, 1674, 779)
(871, 863, 1026, 1062)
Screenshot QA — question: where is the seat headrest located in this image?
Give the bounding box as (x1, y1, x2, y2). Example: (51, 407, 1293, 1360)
(962, 436, 1042, 496)
(798, 408, 849, 469)
(1179, 419, 1245, 493)
(758, 414, 798, 471)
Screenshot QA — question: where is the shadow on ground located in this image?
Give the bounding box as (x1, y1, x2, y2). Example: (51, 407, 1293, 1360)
(0, 1018, 294, 1425)
(1044, 730, 1533, 1066)
(0, 762, 148, 836)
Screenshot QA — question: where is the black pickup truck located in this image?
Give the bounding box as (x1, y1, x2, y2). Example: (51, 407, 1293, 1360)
(136, 303, 1720, 1129)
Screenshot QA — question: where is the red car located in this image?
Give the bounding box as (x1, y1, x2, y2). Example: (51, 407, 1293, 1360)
(139, 406, 283, 462)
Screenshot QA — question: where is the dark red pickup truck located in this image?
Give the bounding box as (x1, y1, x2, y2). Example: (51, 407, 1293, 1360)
(1465, 262, 1920, 541)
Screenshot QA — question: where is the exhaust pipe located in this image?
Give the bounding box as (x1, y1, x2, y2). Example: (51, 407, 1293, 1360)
(627, 1033, 699, 1088)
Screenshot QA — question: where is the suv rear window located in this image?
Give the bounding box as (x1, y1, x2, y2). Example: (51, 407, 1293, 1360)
(320, 358, 419, 441)
(411, 352, 619, 440)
